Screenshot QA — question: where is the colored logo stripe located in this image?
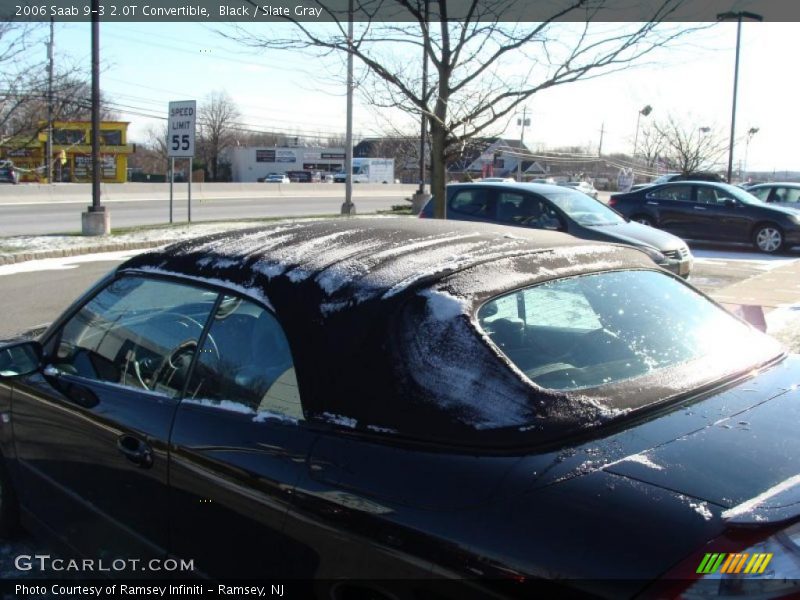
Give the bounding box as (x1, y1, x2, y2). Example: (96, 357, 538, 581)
(697, 553, 773, 574)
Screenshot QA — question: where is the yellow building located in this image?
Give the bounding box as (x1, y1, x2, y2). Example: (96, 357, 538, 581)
(1, 121, 133, 183)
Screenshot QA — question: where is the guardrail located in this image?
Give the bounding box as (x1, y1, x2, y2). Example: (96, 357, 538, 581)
(0, 182, 419, 204)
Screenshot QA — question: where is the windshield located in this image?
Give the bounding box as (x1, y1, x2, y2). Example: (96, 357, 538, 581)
(544, 190, 624, 226)
(477, 270, 780, 392)
(721, 184, 764, 205)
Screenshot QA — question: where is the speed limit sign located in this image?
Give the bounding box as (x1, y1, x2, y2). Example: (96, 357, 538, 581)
(167, 100, 196, 158)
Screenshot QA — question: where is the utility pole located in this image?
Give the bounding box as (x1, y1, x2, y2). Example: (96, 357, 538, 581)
(598, 122, 605, 157)
(46, 18, 54, 184)
(516, 106, 529, 182)
(411, 0, 431, 213)
(340, 0, 356, 215)
(417, 0, 428, 195)
(82, 0, 110, 235)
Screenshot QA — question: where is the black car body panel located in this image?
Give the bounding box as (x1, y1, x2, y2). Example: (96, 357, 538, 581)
(0, 218, 797, 595)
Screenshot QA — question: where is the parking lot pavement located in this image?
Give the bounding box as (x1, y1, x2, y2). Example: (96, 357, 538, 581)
(689, 246, 800, 352)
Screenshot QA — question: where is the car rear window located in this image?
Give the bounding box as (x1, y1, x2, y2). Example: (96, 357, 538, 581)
(477, 270, 780, 392)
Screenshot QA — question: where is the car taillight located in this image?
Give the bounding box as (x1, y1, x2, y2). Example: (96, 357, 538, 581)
(643, 521, 800, 599)
(608, 197, 618, 207)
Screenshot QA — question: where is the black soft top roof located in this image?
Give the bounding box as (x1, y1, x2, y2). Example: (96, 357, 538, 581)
(119, 218, 660, 448)
(120, 218, 649, 307)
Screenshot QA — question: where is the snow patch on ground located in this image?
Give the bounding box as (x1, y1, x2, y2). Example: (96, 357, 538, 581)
(0, 249, 143, 276)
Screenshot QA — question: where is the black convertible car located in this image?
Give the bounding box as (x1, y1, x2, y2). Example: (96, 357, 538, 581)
(1, 219, 799, 598)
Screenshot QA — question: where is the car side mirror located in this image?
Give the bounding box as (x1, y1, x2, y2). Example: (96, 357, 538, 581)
(723, 198, 736, 207)
(0, 340, 43, 378)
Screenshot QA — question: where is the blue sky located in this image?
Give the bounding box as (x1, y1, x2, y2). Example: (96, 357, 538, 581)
(49, 21, 800, 173)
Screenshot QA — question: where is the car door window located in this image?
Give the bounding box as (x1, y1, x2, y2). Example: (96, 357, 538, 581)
(648, 185, 691, 202)
(785, 188, 800, 204)
(696, 187, 723, 205)
(750, 187, 770, 201)
(449, 189, 490, 216)
(495, 192, 526, 223)
(51, 276, 217, 398)
(184, 296, 302, 421)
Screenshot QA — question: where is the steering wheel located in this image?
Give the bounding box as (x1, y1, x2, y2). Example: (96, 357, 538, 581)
(131, 313, 220, 392)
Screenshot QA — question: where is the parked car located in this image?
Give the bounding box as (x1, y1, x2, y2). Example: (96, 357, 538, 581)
(480, 177, 516, 182)
(609, 181, 800, 253)
(628, 172, 726, 193)
(0, 161, 19, 184)
(420, 182, 693, 277)
(285, 170, 322, 183)
(559, 180, 599, 199)
(1, 218, 797, 596)
(264, 173, 290, 184)
(651, 172, 726, 184)
(746, 182, 800, 211)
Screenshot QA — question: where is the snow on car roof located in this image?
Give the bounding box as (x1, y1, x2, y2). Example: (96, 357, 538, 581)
(120, 218, 649, 311)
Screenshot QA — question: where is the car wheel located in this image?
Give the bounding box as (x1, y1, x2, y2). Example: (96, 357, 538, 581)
(753, 225, 784, 253)
(632, 214, 655, 227)
(0, 460, 20, 538)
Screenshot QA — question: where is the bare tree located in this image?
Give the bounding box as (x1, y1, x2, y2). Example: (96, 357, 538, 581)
(225, 1, 707, 217)
(198, 90, 241, 181)
(636, 125, 666, 169)
(653, 117, 727, 175)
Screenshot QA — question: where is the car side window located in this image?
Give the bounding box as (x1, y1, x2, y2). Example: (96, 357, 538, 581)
(750, 187, 770, 201)
(696, 187, 722, 205)
(449, 189, 490, 216)
(495, 192, 526, 223)
(648, 185, 691, 202)
(785, 188, 800, 204)
(184, 296, 302, 421)
(51, 276, 218, 398)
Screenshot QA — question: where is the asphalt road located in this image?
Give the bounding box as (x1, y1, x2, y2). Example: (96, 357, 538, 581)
(0, 194, 405, 236)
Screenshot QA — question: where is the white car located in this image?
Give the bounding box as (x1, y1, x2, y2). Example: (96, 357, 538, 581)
(560, 181, 599, 199)
(264, 173, 290, 184)
(480, 177, 516, 182)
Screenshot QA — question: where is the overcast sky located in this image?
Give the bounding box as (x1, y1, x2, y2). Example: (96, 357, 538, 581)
(49, 20, 800, 174)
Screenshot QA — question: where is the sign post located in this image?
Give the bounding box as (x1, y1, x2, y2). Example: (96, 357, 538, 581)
(167, 100, 196, 223)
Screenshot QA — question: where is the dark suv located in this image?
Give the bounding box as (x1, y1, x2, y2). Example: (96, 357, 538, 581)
(651, 172, 725, 184)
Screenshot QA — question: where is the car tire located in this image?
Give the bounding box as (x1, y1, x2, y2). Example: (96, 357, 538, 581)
(632, 214, 655, 227)
(753, 224, 784, 254)
(0, 459, 20, 539)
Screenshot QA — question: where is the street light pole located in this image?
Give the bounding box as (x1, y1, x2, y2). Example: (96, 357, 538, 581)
(743, 126, 759, 180)
(717, 11, 762, 183)
(516, 106, 529, 182)
(632, 104, 652, 159)
(341, 0, 356, 215)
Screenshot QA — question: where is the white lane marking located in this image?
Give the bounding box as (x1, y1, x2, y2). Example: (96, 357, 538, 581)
(0, 250, 142, 277)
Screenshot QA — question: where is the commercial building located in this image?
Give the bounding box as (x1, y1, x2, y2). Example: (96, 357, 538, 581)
(226, 146, 346, 182)
(0, 120, 133, 183)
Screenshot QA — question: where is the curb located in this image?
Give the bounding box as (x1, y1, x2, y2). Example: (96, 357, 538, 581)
(0, 239, 170, 266)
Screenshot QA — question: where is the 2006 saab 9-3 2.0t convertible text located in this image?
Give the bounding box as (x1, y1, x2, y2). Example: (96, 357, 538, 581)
(0, 219, 799, 599)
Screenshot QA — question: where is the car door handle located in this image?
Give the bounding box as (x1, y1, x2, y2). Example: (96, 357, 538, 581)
(646, 201, 659, 205)
(693, 206, 707, 211)
(117, 434, 153, 468)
